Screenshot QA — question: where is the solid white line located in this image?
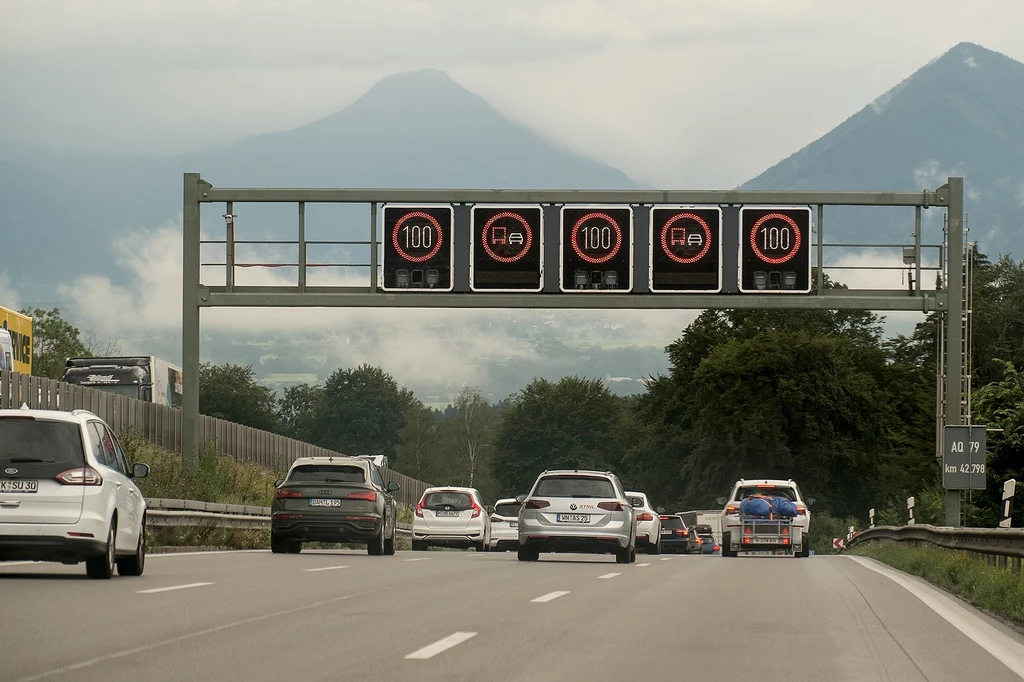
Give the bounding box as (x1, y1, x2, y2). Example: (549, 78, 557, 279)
(847, 556, 1024, 678)
(303, 565, 349, 572)
(636, 562, 651, 567)
(405, 632, 478, 660)
(531, 590, 570, 603)
(148, 550, 268, 558)
(403, 557, 431, 562)
(136, 582, 213, 594)
(13, 591, 365, 682)
(598, 572, 621, 579)
(659, 557, 674, 561)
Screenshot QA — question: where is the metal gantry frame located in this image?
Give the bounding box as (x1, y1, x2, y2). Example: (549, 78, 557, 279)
(181, 173, 968, 525)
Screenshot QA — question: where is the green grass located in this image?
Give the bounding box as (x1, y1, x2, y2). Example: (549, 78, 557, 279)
(852, 542, 1024, 624)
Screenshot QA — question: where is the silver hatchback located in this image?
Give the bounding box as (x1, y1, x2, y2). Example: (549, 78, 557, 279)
(517, 470, 636, 563)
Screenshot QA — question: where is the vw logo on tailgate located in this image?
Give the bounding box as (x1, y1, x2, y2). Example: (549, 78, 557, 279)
(4, 468, 16, 475)
(569, 503, 577, 511)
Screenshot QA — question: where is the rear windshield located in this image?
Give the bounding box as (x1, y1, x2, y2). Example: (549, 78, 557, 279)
(661, 516, 684, 529)
(0, 418, 85, 476)
(288, 464, 365, 483)
(535, 476, 615, 499)
(694, 524, 713, 534)
(494, 503, 521, 518)
(424, 491, 473, 509)
(737, 487, 796, 501)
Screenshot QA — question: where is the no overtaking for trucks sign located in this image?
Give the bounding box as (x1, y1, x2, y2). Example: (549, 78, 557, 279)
(943, 425, 986, 490)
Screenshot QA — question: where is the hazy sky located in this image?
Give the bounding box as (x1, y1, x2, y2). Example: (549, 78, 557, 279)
(3, 0, 1023, 188)
(0, 0, 1009, 392)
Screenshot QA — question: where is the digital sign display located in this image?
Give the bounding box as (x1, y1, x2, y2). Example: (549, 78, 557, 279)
(738, 206, 812, 293)
(470, 206, 543, 292)
(559, 206, 633, 292)
(649, 206, 722, 292)
(380, 204, 454, 292)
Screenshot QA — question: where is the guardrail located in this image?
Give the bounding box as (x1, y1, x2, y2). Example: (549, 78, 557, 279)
(146, 498, 412, 535)
(847, 524, 1024, 572)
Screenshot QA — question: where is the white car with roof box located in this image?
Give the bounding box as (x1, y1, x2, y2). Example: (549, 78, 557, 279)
(626, 490, 663, 554)
(412, 486, 491, 551)
(0, 406, 150, 579)
(517, 469, 637, 563)
(489, 497, 522, 551)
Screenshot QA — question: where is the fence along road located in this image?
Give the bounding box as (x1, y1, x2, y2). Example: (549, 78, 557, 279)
(0, 369, 432, 507)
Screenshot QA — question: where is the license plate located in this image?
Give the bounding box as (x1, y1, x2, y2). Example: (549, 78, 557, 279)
(0, 480, 38, 493)
(435, 510, 460, 517)
(509, 521, 518, 528)
(751, 537, 778, 544)
(661, 530, 672, 535)
(309, 498, 341, 507)
(556, 513, 590, 523)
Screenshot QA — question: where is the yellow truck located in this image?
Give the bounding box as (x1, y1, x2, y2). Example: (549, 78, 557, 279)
(0, 306, 32, 374)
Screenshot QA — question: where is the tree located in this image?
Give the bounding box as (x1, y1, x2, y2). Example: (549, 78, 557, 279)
(198, 362, 279, 431)
(395, 402, 440, 481)
(279, 383, 326, 444)
(19, 307, 92, 380)
(314, 364, 416, 459)
(492, 376, 633, 495)
(441, 387, 497, 487)
(971, 360, 1024, 526)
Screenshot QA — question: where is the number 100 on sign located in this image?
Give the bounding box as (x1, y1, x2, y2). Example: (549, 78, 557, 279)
(739, 206, 812, 294)
(380, 205, 454, 292)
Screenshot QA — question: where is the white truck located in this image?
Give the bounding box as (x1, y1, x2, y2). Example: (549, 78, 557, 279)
(62, 356, 183, 407)
(677, 509, 724, 546)
(719, 479, 811, 558)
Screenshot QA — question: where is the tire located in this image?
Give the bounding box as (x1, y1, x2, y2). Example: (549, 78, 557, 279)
(649, 538, 661, 555)
(368, 525, 385, 556)
(629, 546, 637, 563)
(517, 546, 539, 562)
(383, 534, 396, 556)
(116, 520, 146, 577)
(286, 541, 302, 554)
(412, 540, 427, 551)
(86, 522, 116, 580)
(271, 534, 288, 554)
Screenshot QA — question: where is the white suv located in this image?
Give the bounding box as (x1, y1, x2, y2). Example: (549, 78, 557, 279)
(626, 491, 663, 554)
(0, 406, 150, 578)
(412, 486, 491, 551)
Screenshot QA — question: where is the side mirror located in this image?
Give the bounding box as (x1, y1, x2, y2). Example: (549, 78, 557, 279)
(131, 462, 149, 479)
(274, 479, 284, 488)
(386, 480, 401, 492)
(515, 494, 527, 505)
(716, 496, 727, 506)
(486, 505, 495, 514)
(656, 506, 666, 514)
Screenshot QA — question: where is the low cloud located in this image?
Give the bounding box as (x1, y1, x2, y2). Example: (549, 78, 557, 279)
(0, 272, 22, 313)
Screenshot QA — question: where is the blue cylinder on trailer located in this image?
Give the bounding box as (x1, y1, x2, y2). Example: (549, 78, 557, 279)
(739, 496, 772, 516)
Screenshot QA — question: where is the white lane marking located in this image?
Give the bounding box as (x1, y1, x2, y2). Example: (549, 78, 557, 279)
(303, 565, 349, 572)
(659, 557, 673, 561)
(148, 550, 268, 558)
(13, 591, 365, 682)
(848, 556, 1024, 678)
(136, 582, 213, 594)
(636, 562, 651, 567)
(403, 557, 431, 562)
(598, 572, 621, 579)
(405, 631, 478, 660)
(532, 590, 570, 603)
(0, 561, 38, 568)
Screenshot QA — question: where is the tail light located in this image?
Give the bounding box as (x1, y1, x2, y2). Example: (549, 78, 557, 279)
(796, 505, 806, 515)
(470, 498, 482, 518)
(348, 490, 377, 502)
(598, 501, 623, 511)
(714, 544, 720, 552)
(659, 515, 672, 520)
(725, 504, 740, 514)
(743, 526, 752, 535)
(414, 494, 427, 517)
(525, 499, 550, 509)
(275, 488, 302, 499)
(636, 512, 654, 522)
(674, 529, 687, 536)
(781, 526, 790, 535)
(55, 467, 103, 486)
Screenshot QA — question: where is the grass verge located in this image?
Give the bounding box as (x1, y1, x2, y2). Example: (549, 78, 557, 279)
(851, 542, 1024, 624)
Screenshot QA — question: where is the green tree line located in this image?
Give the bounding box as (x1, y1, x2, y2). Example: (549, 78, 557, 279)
(21, 253, 1024, 524)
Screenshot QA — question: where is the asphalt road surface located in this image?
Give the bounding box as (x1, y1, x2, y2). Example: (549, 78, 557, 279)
(3, 550, 1024, 682)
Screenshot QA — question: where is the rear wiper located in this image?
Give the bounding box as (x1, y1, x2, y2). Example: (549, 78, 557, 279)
(7, 457, 54, 463)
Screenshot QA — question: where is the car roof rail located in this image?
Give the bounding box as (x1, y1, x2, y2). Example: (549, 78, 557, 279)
(71, 409, 98, 418)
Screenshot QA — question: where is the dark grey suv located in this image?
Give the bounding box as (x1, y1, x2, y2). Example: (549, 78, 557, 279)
(271, 456, 400, 556)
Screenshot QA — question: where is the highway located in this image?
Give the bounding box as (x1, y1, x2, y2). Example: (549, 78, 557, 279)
(3, 550, 1024, 682)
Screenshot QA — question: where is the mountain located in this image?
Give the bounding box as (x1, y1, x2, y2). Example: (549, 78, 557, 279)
(741, 42, 1024, 258)
(3, 69, 639, 298)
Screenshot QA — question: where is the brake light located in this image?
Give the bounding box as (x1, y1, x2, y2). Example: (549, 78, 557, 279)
(659, 515, 671, 520)
(796, 505, 806, 515)
(713, 544, 720, 551)
(598, 501, 623, 511)
(674, 529, 687, 536)
(756, 484, 775, 489)
(275, 488, 302, 499)
(725, 504, 740, 514)
(55, 467, 102, 486)
(636, 512, 653, 522)
(525, 499, 550, 509)
(470, 498, 482, 518)
(347, 491, 377, 502)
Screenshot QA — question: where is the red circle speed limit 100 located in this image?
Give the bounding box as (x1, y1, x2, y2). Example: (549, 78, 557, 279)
(571, 212, 623, 264)
(748, 212, 802, 265)
(391, 211, 444, 263)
